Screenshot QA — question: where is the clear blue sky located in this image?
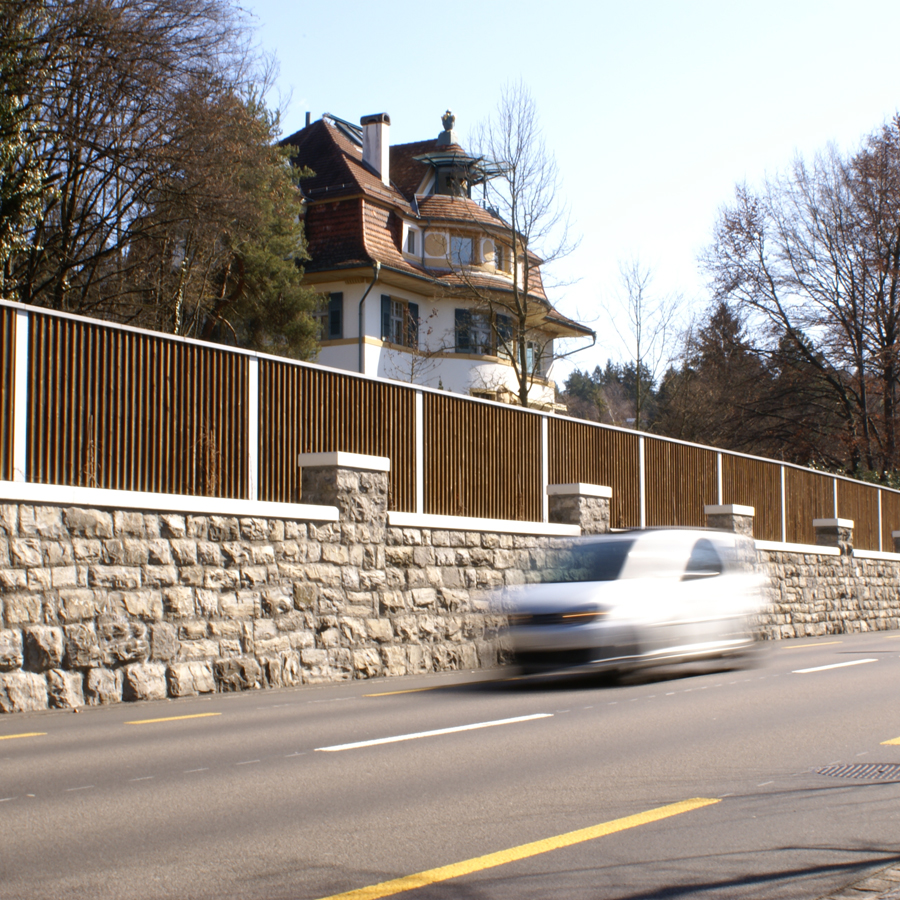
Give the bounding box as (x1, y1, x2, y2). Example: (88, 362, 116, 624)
(246, 0, 900, 380)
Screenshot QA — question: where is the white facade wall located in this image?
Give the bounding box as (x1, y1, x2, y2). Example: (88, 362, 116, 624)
(311, 278, 557, 407)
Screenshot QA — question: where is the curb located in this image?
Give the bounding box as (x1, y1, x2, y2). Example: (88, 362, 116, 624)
(818, 864, 900, 899)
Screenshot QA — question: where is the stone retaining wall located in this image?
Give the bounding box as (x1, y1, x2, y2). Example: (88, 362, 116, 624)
(2, 470, 900, 713)
(760, 549, 900, 638)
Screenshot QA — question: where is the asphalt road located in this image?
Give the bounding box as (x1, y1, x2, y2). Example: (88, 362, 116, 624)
(2, 632, 900, 900)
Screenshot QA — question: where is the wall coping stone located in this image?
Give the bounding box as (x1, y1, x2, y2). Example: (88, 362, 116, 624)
(388, 511, 580, 537)
(755, 539, 840, 555)
(813, 518, 854, 528)
(298, 452, 391, 472)
(705, 504, 755, 516)
(851, 549, 900, 561)
(0, 479, 339, 521)
(547, 483, 612, 498)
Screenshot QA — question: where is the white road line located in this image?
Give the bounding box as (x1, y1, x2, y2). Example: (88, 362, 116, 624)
(315, 713, 553, 753)
(758, 781, 774, 786)
(184, 768, 209, 773)
(129, 776, 154, 782)
(793, 659, 877, 674)
(0, 797, 16, 802)
(65, 785, 94, 792)
(236, 759, 260, 765)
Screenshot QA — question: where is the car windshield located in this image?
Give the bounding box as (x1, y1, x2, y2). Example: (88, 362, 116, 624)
(539, 538, 637, 583)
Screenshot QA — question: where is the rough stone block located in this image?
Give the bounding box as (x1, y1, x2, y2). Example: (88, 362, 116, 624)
(167, 661, 215, 697)
(0, 568, 27, 590)
(9, 538, 43, 568)
(47, 669, 85, 708)
(198, 541, 224, 566)
(0, 671, 48, 712)
(103, 539, 149, 567)
(84, 668, 123, 705)
(119, 590, 164, 621)
(163, 586, 195, 618)
(160, 515, 187, 539)
(0, 629, 24, 671)
(89, 565, 141, 590)
(66, 508, 113, 539)
(352, 648, 382, 678)
(215, 657, 262, 691)
(208, 516, 240, 542)
(64, 623, 100, 668)
(23, 626, 64, 671)
(123, 663, 168, 701)
(293, 582, 317, 610)
(381, 645, 407, 676)
(150, 622, 178, 662)
(142, 565, 179, 587)
(366, 619, 394, 643)
(58, 589, 98, 623)
(99, 619, 150, 666)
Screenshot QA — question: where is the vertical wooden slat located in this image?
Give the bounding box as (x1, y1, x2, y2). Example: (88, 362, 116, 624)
(0, 306, 14, 481)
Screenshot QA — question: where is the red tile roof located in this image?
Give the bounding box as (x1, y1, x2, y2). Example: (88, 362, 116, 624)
(283, 117, 593, 340)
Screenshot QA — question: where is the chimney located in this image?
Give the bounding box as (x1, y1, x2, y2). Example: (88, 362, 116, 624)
(360, 113, 391, 186)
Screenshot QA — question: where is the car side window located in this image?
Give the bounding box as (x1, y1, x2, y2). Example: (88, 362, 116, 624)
(682, 538, 723, 581)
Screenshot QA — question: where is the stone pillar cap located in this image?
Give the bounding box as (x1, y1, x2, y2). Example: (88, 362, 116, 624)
(704, 504, 755, 516)
(547, 483, 612, 498)
(813, 518, 854, 528)
(298, 451, 391, 472)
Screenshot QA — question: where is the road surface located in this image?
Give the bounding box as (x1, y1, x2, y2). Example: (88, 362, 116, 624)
(2, 631, 900, 899)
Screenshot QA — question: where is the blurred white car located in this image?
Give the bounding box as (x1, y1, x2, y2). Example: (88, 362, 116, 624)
(497, 529, 766, 676)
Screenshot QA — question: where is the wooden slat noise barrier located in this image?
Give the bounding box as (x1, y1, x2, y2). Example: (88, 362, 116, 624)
(424, 393, 541, 521)
(881, 490, 900, 552)
(784, 467, 836, 546)
(837, 479, 880, 551)
(643, 437, 717, 528)
(721, 454, 782, 542)
(27, 315, 248, 497)
(259, 362, 415, 511)
(0, 307, 14, 482)
(548, 419, 640, 529)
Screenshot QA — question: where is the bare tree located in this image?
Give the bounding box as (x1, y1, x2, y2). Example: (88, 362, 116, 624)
(609, 258, 682, 431)
(458, 80, 590, 408)
(703, 117, 900, 475)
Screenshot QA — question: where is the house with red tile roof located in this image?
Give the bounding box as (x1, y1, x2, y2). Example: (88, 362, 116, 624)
(283, 111, 594, 408)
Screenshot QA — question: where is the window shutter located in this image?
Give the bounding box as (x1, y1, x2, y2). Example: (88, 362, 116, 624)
(407, 302, 419, 348)
(381, 295, 391, 341)
(328, 292, 343, 339)
(455, 308, 471, 353)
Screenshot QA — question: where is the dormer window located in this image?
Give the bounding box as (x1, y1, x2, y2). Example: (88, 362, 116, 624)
(406, 228, 417, 255)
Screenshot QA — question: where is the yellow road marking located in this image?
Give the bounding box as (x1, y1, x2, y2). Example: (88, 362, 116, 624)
(314, 797, 720, 900)
(0, 732, 46, 741)
(780, 641, 843, 649)
(125, 713, 221, 725)
(881, 737, 900, 745)
(364, 685, 454, 697)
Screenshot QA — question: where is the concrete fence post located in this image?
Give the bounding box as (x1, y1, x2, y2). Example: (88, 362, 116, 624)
(547, 483, 612, 535)
(814, 518, 854, 556)
(704, 504, 755, 537)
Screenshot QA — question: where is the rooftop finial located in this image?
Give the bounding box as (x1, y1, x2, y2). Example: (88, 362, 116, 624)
(438, 110, 457, 146)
